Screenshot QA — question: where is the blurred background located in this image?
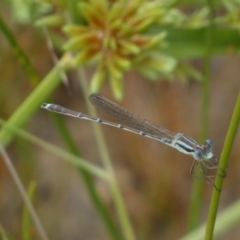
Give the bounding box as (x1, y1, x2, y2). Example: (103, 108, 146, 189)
(0, 1, 240, 240)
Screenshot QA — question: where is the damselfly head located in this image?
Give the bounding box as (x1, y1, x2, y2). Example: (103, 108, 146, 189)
(193, 139, 215, 161)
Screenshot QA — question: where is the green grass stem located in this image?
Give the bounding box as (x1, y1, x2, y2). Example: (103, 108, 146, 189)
(0, 53, 71, 146)
(77, 68, 136, 240)
(204, 92, 240, 239)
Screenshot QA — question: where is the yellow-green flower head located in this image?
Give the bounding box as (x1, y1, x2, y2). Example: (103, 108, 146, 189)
(63, 0, 173, 99)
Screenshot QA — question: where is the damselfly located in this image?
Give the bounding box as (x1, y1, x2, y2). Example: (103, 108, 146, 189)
(42, 93, 224, 190)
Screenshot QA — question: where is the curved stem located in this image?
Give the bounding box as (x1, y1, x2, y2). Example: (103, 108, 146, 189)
(204, 92, 240, 240)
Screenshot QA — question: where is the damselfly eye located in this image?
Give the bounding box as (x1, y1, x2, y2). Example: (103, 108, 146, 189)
(193, 150, 204, 160)
(205, 139, 213, 148)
